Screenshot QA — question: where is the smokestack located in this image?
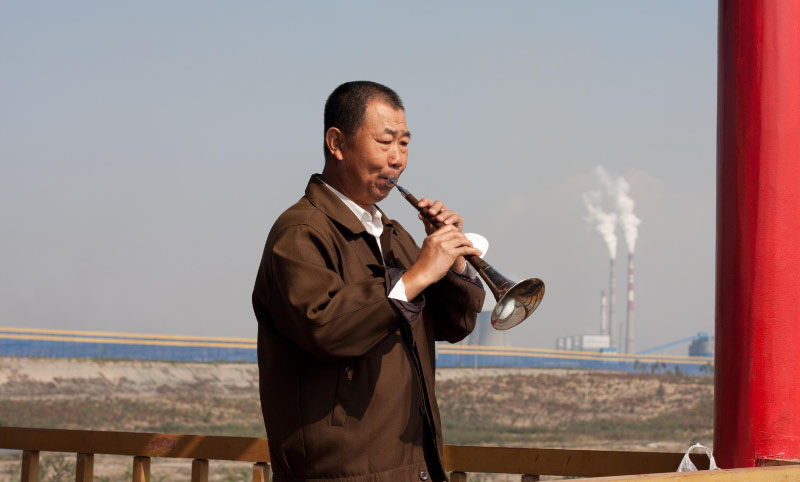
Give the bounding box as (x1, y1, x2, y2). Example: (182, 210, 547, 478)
(585, 166, 640, 352)
(600, 290, 608, 335)
(625, 252, 635, 354)
(609, 258, 616, 349)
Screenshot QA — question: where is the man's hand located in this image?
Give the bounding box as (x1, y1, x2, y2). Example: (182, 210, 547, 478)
(416, 198, 464, 234)
(401, 224, 482, 300)
(416, 198, 468, 273)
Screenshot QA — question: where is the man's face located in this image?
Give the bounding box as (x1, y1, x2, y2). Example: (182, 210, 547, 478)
(337, 100, 410, 208)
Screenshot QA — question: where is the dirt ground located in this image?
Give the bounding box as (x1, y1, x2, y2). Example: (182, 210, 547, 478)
(0, 357, 713, 481)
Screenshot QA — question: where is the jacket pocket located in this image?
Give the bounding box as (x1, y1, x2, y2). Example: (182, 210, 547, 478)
(331, 361, 354, 427)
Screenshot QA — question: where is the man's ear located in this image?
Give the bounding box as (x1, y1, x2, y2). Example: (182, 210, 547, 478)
(325, 127, 346, 161)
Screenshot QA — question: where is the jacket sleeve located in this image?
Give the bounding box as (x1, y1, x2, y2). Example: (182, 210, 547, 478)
(262, 224, 400, 361)
(427, 270, 486, 343)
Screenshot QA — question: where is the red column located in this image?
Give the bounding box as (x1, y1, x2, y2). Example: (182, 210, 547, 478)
(716, 0, 800, 468)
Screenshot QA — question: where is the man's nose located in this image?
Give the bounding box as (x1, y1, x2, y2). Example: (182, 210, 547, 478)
(389, 146, 404, 167)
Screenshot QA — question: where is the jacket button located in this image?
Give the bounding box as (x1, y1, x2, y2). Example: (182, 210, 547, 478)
(419, 471, 429, 481)
(419, 405, 426, 416)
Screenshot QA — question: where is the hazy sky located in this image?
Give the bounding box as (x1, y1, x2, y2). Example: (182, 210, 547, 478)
(0, 1, 717, 352)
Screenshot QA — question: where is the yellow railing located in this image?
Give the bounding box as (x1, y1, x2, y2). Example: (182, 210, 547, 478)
(1, 427, 798, 481)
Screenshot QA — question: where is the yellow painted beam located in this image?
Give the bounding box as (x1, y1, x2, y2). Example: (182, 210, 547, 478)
(576, 465, 800, 481)
(0, 326, 255, 343)
(0, 333, 255, 349)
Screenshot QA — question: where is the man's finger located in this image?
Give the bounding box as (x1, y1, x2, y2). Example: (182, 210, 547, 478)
(437, 211, 462, 227)
(455, 246, 483, 258)
(437, 233, 475, 249)
(431, 209, 451, 224)
(428, 232, 468, 249)
(429, 224, 458, 238)
(427, 200, 445, 217)
(418, 213, 435, 229)
(437, 230, 471, 243)
(417, 197, 433, 209)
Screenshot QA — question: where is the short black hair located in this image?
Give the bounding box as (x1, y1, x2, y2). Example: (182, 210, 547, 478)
(324, 81, 404, 141)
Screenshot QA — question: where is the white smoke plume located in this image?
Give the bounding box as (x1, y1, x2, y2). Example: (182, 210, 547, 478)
(582, 190, 618, 259)
(583, 166, 641, 256)
(614, 176, 641, 252)
(595, 166, 641, 253)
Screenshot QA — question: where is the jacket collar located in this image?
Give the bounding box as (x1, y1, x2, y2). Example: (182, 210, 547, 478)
(305, 174, 394, 235)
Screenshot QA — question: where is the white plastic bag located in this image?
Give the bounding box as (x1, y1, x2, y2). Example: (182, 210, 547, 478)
(677, 443, 720, 472)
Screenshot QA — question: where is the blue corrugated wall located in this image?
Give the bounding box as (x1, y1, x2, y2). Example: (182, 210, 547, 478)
(0, 327, 713, 375)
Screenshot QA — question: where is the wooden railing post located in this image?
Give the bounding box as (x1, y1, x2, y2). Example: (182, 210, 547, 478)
(252, 462, 270, 482)
(521, 475, 540, 481)
(16, 426, 791, 480)
(75, 453, 94, 482)
(21, 450, 39, 482)
(191, 459, 209, 482)
(132, 455, 150, 482)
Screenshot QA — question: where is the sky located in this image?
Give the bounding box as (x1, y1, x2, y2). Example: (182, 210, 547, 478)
(0, 1, 717, 353)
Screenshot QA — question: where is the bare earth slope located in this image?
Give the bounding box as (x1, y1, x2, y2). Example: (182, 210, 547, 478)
(0, 357, 713, 480)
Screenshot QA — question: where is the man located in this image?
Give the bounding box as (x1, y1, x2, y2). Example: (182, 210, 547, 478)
(253, 81, 485, 482)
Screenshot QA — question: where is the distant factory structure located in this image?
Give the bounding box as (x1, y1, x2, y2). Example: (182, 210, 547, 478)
(689, 333, 712, 357)
(555, 334, 610, 352)
(463, 311, 509, 347)
(608, 258, 617, 348)
(639, 332, 713, 358)
(582, 167, 640, 354)
(569, 167, 711, 358)
(555, 288, 613, 352)
(625, 252, 635, 354)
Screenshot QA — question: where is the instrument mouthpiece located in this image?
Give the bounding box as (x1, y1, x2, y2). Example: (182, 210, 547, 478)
(388, 178, 409, 196)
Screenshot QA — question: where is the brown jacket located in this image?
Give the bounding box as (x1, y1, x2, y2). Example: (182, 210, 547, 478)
(253, 175, 485, 482)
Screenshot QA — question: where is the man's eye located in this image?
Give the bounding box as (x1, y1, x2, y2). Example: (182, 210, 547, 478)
(378, 140, 391, 145)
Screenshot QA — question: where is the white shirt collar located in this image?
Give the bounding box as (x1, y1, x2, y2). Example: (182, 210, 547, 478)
(321, 181, 384, 240)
